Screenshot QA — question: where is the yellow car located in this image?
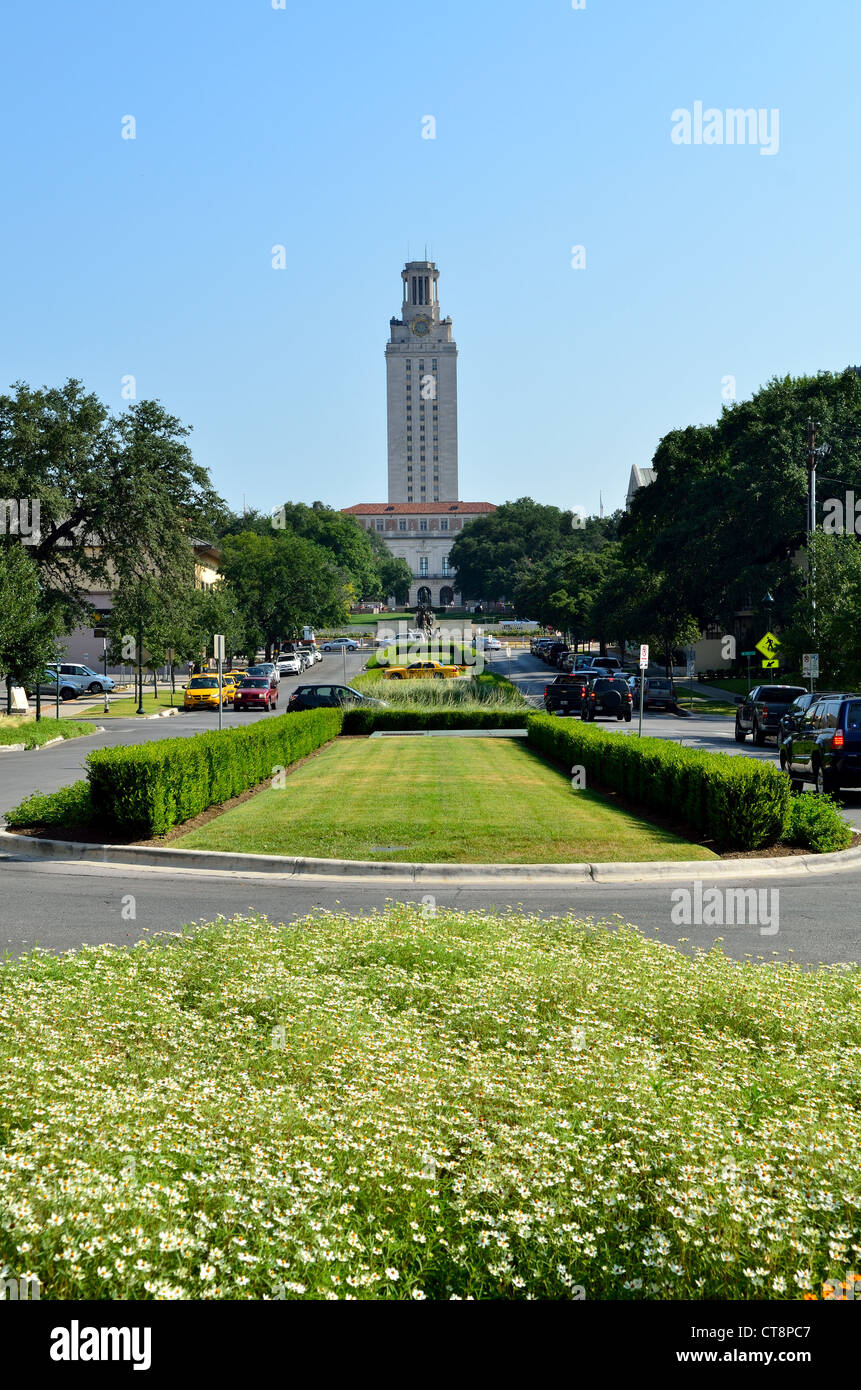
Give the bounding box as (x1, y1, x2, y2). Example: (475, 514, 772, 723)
(383, 659, 464, 680)
(183, 675, 231, 710)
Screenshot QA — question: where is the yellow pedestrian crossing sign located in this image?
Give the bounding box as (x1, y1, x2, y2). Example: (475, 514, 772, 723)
(755, 631, 780, 666)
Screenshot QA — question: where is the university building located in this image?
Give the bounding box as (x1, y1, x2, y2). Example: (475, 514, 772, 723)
(343, 259, 495, 607)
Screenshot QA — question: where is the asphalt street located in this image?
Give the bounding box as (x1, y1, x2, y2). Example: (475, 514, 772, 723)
(0, 646, 858, 965)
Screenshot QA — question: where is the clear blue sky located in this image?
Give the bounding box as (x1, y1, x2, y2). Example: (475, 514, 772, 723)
(2, 0, 859, 517)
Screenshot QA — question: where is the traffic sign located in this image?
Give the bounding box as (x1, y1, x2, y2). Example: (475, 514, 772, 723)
(639, 644, 649, 669)
(761, 658, 779, 669)
(741, 650, 756, 657)
(755, 631, 780, 660)
(802, 653, 819, 678)
(213, 634, 225, 661)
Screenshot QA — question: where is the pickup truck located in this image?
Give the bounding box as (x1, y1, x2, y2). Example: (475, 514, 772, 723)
(543, 673, 591, 716)
(734, 684, 807, 746)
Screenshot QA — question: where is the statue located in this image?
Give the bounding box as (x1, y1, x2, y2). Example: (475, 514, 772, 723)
(415, 601, 435, 635)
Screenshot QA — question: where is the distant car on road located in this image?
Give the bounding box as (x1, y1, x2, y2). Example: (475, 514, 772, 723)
(383, 659, 463, 680)
(276, 654, 302, 676)
(234, 676, 278, 711)
(483, 636, 502, 651)
(543, 674, 590, 716)
(633, 676, 676, 711)
(184, 676, 230, 711)
(581, 674, 633, 722)
(321, 638, 359, 652)
(779, 693, 861, 794)
(287, 684, 387, 711)
(32, 668, 87, 701)
(247, 662, 280, 684)
(734, 684, 807, 745)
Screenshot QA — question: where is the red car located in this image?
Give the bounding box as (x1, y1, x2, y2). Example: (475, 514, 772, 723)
(234, 676, 278, 711)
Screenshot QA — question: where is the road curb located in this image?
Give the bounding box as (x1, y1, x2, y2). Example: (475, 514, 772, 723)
(2, 829, 860, 883)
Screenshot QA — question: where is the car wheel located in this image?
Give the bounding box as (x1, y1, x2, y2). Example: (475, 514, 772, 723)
(734, 721, 747, 743)
(752, 720, 766, 747)
(60, 687, 78, 701)
(624, 712, 632, 722)
(814, 761, 838, 796)
(616, 713, 624, 721)
(87, 681, 103, 694)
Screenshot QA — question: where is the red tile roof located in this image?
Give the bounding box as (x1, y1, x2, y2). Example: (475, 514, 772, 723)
(341, 502, 496, 515)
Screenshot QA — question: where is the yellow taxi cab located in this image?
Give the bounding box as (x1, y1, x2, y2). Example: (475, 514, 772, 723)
(220, 673, 238, 703)
(383, 659, 464, 680)
(184, 675, 229, 710)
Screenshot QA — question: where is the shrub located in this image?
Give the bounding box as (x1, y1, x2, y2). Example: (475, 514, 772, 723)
(783, 792, 853, 854)
(85, 709, 343, 836)
(526, 714, 791, 850)
(4, 780, 94, 829)
(352, 671, 527, 708)
(341, 707, 528, 734)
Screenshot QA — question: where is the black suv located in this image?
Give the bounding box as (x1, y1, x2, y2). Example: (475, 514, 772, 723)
(779, 694, 861, 794)
(581, 674, 633, 722)
(287, 684, 386, 711)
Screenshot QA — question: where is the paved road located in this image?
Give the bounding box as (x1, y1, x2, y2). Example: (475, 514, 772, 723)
(1, 646, 859, 966)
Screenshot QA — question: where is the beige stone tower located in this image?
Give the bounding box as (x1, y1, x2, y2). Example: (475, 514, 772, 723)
(385, 260, 458, 503)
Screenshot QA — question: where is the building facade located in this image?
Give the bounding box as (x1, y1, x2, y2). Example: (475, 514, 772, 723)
(385, 261, 458, 503)
(342, 502, 495, 608)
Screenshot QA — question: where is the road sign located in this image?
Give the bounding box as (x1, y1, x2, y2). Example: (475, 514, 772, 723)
(741, 650, 756, 657)
(755, 631, 780, 660)
(761, 658, 779, 669)
(686, 660, 695, 677)
(213, 634, 225, 661)
(639, 644, 649, 669)
(802, 653, 819, 678)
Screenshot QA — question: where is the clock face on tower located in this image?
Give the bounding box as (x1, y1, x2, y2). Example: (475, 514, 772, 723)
(411, 317, 431, 337)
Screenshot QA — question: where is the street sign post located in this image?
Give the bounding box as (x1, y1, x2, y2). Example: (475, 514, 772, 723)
(638, 645, 648, 737)
(802, 653, 819, 690)
(214, 634, 225, 731)
(755, 631, 780, 670)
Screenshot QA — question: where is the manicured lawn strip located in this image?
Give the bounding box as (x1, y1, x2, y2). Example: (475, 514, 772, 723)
(72, 694, 184, 719)
(176, 736, 716, 862)
(0, 907, 858, 1301)
(0, 717, 99, 748)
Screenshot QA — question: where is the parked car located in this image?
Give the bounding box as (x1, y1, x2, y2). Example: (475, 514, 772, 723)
(54, 663, 116, 695)
(531, 637, 556, 657)
(543, 674, 590, 716)
(246, 662, 280, 684)
(581, 674, 634, 722)
(734, 684, 807, 745)
(777, 691, 853, 747)
(384, 659, 463, 680)
(296, 644, 322, 665)
(287, 684, 388, 711)
(276, 654, 302, 676)
(483, 636, 502, 651)
(779, 694, 861, 794)
(32, 668, 87, 701)
(234, 676, 278, 711)
(633, 676, 676, 711)
(183, 676, 230, 711)
(321, 638, 359, 652)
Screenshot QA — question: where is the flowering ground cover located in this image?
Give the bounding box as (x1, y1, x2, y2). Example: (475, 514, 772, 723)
(175, 737, 716, 862)
(0, 907, 858, 1300)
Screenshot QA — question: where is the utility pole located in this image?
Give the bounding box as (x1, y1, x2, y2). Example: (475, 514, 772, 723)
(807, 418, 817, 644)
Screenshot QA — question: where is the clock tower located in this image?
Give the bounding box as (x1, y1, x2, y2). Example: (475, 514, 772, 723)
(385, 259, 458, 503)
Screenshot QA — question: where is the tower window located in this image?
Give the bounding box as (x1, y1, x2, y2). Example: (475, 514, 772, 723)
(398, 519, 407, 531)
(420, 519, 428, 531)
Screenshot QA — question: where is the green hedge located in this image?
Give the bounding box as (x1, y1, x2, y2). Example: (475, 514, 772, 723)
(4, 780, 94, 829)
(526, 713, 791, 850)
(341, 707, 528, 734)
(783, 792, 853, 854)
(86, 709, 343, 837)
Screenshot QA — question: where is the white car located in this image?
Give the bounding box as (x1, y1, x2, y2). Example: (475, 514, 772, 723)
(277, 654, 302, 676)
(321, 638, 359, 652)
(483, 636, 502, 651)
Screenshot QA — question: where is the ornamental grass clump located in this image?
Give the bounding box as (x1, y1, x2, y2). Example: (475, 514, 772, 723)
(0, 907, 858, 1301)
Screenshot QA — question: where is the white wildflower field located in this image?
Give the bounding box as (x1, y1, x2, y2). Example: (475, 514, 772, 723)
(0, 906, 859, 1301)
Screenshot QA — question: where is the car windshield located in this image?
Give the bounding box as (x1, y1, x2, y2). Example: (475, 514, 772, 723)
(241, 679, 268, 688)
(246, 665, 270, 675)
(760, 686, 806, 702)
(188, 678, 218, 689)
(593, 679, 613, 692)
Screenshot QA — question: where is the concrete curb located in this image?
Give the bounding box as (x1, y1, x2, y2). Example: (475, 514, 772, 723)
(2, 828, 860, 884)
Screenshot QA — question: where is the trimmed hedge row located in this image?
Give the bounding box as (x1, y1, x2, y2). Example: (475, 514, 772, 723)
(4, 780, 94, 829)
(526, 713, 791, 850)
(85, 709, 343, 837)
(341, 707, 527, 734)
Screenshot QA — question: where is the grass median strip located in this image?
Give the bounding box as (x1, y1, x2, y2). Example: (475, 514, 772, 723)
(0, 716, 99, 748)
(175, 736, 716, 862)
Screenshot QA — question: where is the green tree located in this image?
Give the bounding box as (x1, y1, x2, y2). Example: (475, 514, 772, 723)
(219, 531, 348, 657)
(0, 543, 62, 702)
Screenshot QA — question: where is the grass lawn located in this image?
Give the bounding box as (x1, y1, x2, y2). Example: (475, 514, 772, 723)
(1, 906, 857, 1301)
(72, 693, 183, 719)
(679, 691, 737, 717)
(176, 736, 716, 862)
(0, 716, 99, 747)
